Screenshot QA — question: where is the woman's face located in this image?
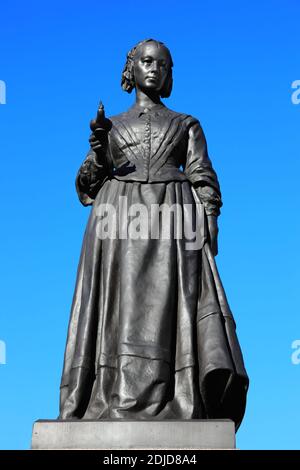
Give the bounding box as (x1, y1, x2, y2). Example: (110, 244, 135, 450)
(133, 42, 171, 95)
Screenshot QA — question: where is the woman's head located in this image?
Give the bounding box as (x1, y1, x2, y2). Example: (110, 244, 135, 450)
(121, 39, 173, 98)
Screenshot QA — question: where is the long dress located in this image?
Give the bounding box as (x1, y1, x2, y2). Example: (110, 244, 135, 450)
(59, 102, 249, 429)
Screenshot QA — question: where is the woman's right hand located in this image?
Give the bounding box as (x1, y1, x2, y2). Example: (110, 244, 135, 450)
(89, 131, 107, 155)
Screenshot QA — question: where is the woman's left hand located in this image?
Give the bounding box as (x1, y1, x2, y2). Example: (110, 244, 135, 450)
(207, 215, 219, 256)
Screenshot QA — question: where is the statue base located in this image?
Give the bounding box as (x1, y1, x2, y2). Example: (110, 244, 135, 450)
(31, 419, 235, 450)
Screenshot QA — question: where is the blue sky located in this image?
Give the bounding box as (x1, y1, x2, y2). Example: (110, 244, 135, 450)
(0, 0, 299, 450)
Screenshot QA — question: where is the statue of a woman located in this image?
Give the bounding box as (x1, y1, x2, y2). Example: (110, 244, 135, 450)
(59, 39, 249, 429)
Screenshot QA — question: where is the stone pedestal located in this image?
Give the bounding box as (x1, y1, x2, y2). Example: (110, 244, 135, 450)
(31, 419, 235, 450)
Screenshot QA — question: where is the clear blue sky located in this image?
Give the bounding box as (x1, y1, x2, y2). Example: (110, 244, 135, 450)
(0, 0, 299, 450)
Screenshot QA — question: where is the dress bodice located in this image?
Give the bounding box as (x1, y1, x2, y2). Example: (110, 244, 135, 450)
(107, 103, 194, 183)
(76, 103, 223, 216)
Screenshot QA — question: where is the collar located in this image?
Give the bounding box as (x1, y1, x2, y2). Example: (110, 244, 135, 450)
(127, 102, 167, 118)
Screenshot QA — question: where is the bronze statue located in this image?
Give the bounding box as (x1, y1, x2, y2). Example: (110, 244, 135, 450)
(59, 39, 249, 429)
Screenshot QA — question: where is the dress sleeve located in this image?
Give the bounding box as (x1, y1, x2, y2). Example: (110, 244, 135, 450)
(75, 148, 109, 206)
(183, 119, 223, 217)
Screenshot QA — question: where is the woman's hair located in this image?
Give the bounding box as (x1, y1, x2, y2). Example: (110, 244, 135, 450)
(121, 39, 173, 98)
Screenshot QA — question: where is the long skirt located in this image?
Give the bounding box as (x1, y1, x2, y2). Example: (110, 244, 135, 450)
(59, 178, 248, 429)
